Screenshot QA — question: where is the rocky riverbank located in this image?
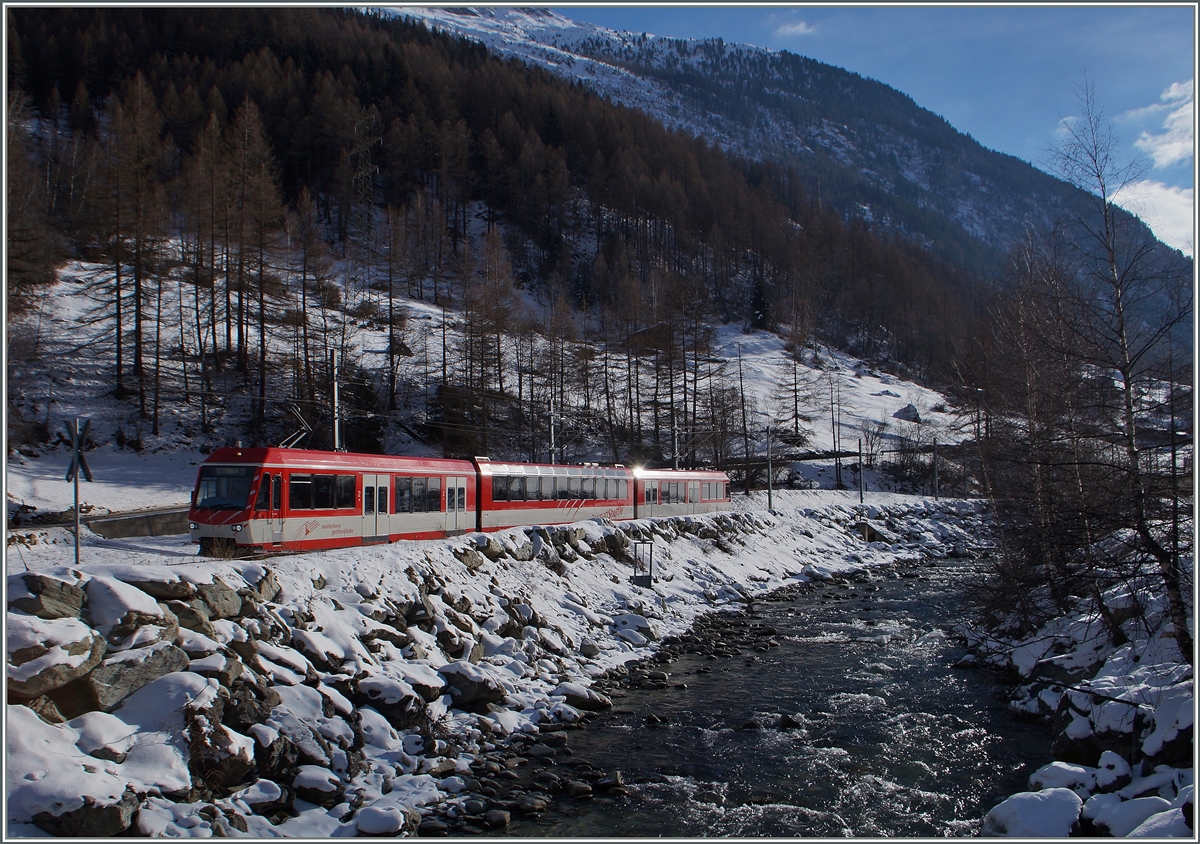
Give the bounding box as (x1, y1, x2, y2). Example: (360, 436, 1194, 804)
(971, 593, 1193, 838)
(7, 494, 990, 836)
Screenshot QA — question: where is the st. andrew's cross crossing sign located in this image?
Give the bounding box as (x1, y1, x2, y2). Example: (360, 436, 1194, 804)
(64, 418, 93, 565)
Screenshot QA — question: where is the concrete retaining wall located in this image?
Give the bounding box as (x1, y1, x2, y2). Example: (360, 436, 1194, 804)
(86, 509, 190, 539)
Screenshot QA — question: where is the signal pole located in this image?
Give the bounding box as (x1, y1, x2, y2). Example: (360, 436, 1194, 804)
(330, 349, 342, 451)
(64, 419, 94, 567)
(766, 423, 773, 510)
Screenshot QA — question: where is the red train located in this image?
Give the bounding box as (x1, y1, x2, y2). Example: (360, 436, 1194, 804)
(188, 447, 731, 555)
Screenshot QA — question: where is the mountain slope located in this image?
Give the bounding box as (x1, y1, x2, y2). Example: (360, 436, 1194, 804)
(390, 8, 1107, 275)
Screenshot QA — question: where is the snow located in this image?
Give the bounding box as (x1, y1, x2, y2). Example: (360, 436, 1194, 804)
(6, 615, 98, 682)
(355, 804, 406, 835)
(1092, 795, 1174, 836)
(1128, 809, 1192, 837)
(981, 788, 1083, 837)
(1029, 761, 1098, 797)
(83, 575, 164, 636)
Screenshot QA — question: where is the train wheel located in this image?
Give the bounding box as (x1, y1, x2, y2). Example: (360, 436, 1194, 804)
(200, 537, 239, 558)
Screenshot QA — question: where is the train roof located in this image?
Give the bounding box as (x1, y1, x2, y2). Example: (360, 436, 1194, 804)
(631, 466, 730, 480)
(199, 447, 475, 473)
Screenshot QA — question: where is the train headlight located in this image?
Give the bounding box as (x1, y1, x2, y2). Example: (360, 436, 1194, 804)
(232, 524, 243, 532)
(189, 522, 198, 530)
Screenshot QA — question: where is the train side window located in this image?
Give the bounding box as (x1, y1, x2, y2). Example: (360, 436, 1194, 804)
(457, 485, 466, 511)
(378, 487, 388, 515)
(619, 479, 628, 500)
(395, 477, 412, 513)
(493, 476, 508, 501)
(364, 486, 375, 514)
(582, 477, 595, 499)
(508, 475, 524, 501)
(411, 478, 427, 512)
(427, 477, 442, 511)
(337, 475, 356, 509)
(254, 476, 270, 511)
(568, 477, 581, 499)
(289, 475, 313, 509)
(272, 475, 282, 510)
(689, 483, 699, 504)
(313, 475, 335, 509)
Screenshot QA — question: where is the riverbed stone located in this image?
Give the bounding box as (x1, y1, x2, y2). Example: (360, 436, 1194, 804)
(565, 780, 593, 799)
(516, 793, 549, 813)
(484, 809, 511, 828)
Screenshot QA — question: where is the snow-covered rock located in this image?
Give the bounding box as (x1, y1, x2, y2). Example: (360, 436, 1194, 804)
(982, 788, 1083, 837)
(7, 613, 105, 701)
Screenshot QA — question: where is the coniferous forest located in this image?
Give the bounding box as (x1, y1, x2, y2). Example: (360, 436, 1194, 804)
(8, 6, 981, 465)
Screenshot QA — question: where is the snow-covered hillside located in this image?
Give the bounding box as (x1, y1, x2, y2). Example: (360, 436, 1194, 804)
(390, 7, 1067, 263)
(5, 266, 958, 522)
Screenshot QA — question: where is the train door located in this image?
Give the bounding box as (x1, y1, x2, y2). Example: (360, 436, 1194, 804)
(644, 480, 658, 518)
(445, 476, 468, 534)
(362, 473, 388, 542)
(688, 481, 700, 514)
(269, 473, 283, 544)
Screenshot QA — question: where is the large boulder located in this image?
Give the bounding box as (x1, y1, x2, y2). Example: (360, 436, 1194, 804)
(239, 568, 281, 604)
(8, 615, 106, 698)
(8, 573, 85, 619)
(85, 576, 178, 650)
(196, 578, 242, 620)
(119, 577, 196, 601)
(165, 600, 217, 639)
(231, 779, 294, 818)
(186, 705, 256, 794)
(356, 804, 421, 836)
(983, 788, 1082, 837)
(292, 765, 344, 808)
(552, 681, 612, 712)
(353, 675, 427, 729)
(439, 661, 507, 712)
(32, 787, 140, 837)
(83, 642, 191, 711)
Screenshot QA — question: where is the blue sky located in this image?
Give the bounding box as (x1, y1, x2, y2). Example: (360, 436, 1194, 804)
(557, 4, 1196, 255)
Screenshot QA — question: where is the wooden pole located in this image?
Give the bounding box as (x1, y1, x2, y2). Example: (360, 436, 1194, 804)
(858, 437, 864, 504)
(74, 433, 81, 567)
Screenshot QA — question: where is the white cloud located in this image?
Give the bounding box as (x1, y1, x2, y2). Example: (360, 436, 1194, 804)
(1112, 179, 1194, 256)
(1129, 80, 1193, 170)
(776, 21, 816, 37)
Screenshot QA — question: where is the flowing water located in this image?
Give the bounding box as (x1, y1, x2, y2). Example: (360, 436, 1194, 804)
(505, 559, 1052, 837)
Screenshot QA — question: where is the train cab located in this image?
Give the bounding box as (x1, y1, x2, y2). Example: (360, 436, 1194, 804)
(188, 447, 477, 554)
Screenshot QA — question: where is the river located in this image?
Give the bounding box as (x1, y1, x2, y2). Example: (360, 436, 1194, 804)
(502, 557, 1053, 837)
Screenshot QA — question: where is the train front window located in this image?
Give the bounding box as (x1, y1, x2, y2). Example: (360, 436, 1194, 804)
(195, 465, 256, 510)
